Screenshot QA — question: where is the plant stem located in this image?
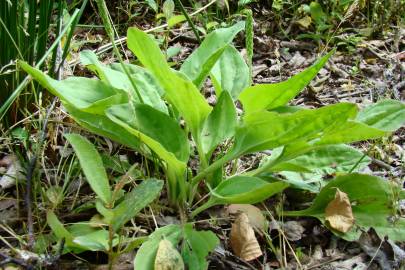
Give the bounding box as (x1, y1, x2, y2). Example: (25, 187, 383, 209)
(190, 201, 214, 218)
(94, 0, 144, 103)
(244, 9, 254, 85)
(174, 0, 201, 43)
(108, 223, 114, 270)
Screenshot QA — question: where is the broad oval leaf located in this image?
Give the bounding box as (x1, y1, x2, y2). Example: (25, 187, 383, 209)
(65, 104, 141, 151)
(182, 223, 219, 270)
(210, 45, 250, 100)
(356, 99, 405, 132)
(271, 144, 371, 174)
(65, 133, 112, 204)
(232, 103, 357, 157)
(127, 27, 212, 137)
(106, 103, 189, 166)
(284, 173, 405, 242)
(192, 176, 288, 217)
(180, 21, 245, 87)
(112, 178, 163, 231)
(239, 50, 334, 114)
(210, 176, 289, 204)
(134, 225, 182, 270)
(19, 61, 126, 114)
(135, 104, 190, 162)
(201, 91, 237, 156)
(80, 50, 168, 114)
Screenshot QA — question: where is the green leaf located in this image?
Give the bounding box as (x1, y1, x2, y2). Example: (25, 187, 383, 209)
(65, 133, 112, 204)
(19, 61, 126, 114)
(168, 15, 186, 27)
(316, 121, 388, 145)
(180, 21, 245, 87)
(106, 103, 188, 167)
(201, 91, 237, 156)
(210, 176, 289, 204)
(65, 104, 141, 151)
(309, 1, 327, 26)
(238, 50, 334, 114)
(47, 212, 112, 253)
(210, 45, 250, 100)
(112, 178, 163, 231)
(356, 99, 405, 132)
(284, 173, 405, 242)
(270, 144, 371, 192)
(163, 0, 174, 19)
(110, 62, 165, 96)
(272, 144, 370, 174)
(80, 50, 168, 114)
(182, 224, 219, 270)
(135, 104, 190, 162)
(72, 229, 114, 252)
(47, 211, 74, 243)
(106, 103, 186, 200)
(231, 103, 357, 157)
(127, 27, 211, 137)
(134, 225, 182, 270)
(192, 176, 289, 217)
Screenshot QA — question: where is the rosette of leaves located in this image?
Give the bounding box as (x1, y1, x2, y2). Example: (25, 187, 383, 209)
(20, 21, 405, 262)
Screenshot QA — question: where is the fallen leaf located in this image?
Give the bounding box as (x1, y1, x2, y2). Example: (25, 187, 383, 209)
(230, 213, 262, 261)
(154, 239, 184, 270)
(325, 189, 354, 233)
(227, 204, 266, 230)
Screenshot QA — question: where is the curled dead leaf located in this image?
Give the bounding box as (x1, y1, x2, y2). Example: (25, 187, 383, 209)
(325, 188, 354, 233)
(154, 239, 184, 270)
(230, 212, 262, 261)
(227, 204, 266, 230)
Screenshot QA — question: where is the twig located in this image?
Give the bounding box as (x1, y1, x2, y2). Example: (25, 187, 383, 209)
(25, 98, 57, 249)
(0, 252, 33, 270)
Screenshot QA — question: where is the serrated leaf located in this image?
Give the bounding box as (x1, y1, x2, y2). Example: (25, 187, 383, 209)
(65, 134, 112, 204)
(239, 50, 333, 114)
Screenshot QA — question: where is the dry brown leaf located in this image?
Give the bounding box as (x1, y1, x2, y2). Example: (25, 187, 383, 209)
(154, 239, 184, 270)
(325, 188, 355, 233)
(230, 212, 262, 261)
(227, 204, 266, 230)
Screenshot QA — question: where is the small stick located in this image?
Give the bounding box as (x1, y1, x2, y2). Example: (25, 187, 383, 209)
(25, 98, 57, 249)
